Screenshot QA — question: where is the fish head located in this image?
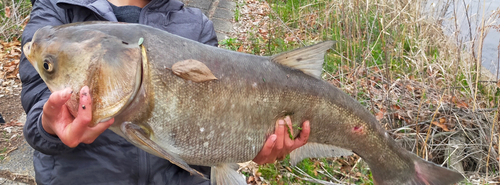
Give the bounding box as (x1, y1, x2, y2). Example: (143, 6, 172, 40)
(23, 24, 143, 126)
(24, 26, 98, 92)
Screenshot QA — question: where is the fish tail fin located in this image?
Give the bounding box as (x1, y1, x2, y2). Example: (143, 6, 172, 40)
(210, 163, 247, 185)
(373, 154, 464, 185)
(410, 155, 464, 185)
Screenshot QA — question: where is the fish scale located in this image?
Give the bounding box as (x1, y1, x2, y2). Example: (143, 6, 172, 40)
(24, 21, 464, 185)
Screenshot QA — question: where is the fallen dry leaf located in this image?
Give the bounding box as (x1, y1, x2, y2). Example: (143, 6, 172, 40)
(5, 65, 17, 73)
(375, 108, 385, 121)
(456, 102, 469, 108)
(406, 84, 415, 92)
(5, 7, 11, 18)
(392, 105, 402, 110)
(431, 121, 449, 131)
(7, 51, 21, 58)
(329, 78, 340, 87)
(1, 41, 21, 48)
(5, 121, 23, 127)
(247, 176, 255, 184)
(355, 172, 362, 177)
(258, 28, 268, 35)
(370, 66, 380, 73)
(451, 96, 469, 108)
(284, 36, 293, 42)
(6, 70, 18, 79)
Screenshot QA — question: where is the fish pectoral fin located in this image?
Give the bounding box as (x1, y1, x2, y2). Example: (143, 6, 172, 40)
(210, 163, 247, 185)
(271, 41, 335, 79)
(120, 122, 207, 179)
(289, 142, 353, 166)
(171, 59, 218, 82)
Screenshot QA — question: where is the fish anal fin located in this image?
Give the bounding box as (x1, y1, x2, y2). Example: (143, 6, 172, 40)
(271, 41, 335, 79)
(210, 163, 247, 185)
(289, 142, 353, 166)
(120, 122, 207, 179)
(172, 59, 218, 82)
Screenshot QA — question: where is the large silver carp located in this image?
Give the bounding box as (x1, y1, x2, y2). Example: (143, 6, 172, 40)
(23, 22, 463, 185)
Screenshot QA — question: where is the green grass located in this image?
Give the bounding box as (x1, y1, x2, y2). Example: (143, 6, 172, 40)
(257, 156, 374, 185)
(0, 147, 7, 161)
(219, 38, 240, 51)
(234, 2, 241, 22)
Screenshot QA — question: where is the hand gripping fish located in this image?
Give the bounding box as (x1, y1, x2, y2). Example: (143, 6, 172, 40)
(23, 22, 464, 185)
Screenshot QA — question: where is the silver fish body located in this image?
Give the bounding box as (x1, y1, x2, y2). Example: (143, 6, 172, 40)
(24, 22, 464, 185)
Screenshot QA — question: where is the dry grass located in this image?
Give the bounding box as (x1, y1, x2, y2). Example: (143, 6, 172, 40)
(223, 0, 500, 184)
(0, 0, 30, 41)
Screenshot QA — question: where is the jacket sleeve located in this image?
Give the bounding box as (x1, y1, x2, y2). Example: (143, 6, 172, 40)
(198, 13, 218, 47)
(20, 0, 75, 155)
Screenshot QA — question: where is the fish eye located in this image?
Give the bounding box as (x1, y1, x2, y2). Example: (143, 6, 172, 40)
(43, 59, 54, 72)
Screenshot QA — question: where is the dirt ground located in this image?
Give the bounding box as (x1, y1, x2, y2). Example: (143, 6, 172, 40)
(0, 40, 25, 166)
(0, 80, 24, 155)
(0, 81, 23, 123)
(1, 40, 24, 123)
(0, 170, 36, 185)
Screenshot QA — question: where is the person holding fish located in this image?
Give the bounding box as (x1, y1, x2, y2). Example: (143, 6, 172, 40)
(19, 0, 310, 184)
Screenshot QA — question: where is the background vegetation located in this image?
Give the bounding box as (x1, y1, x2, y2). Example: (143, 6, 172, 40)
(221, 0, 500, 184)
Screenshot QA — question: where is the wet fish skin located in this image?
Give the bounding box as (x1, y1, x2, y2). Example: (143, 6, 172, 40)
(24, 22, 464, 185)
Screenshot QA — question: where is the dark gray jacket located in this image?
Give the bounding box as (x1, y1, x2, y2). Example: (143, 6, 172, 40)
(20, 0, 217, 184)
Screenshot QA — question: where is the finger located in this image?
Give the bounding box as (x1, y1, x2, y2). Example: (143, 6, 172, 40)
(44, 88, 73, 114)
(42, 88, 74, 136)
(253, 134, 277, 164)
(261, 134, 277, 156)
(73, 86, 92, 126)
(82, 118, 114, 144)
(275, 119, 285, 151)
(277, 155, 285, 161)
(69, 86, 93, 140)
(292, 120, 311, 149)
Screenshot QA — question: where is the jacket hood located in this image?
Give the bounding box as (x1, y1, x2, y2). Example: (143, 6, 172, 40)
(55, 0, 184, 21)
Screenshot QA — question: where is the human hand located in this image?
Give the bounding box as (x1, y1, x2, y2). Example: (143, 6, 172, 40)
(253, 116, 310, 165)
(41, 86, 114, 148)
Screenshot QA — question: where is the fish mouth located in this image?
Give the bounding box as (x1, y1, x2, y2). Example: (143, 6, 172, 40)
(23, 42, 33, 65)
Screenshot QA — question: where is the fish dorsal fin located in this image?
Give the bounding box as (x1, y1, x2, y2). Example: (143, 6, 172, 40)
(271, 41, 335, 79)
(289, 142, 353, 166)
